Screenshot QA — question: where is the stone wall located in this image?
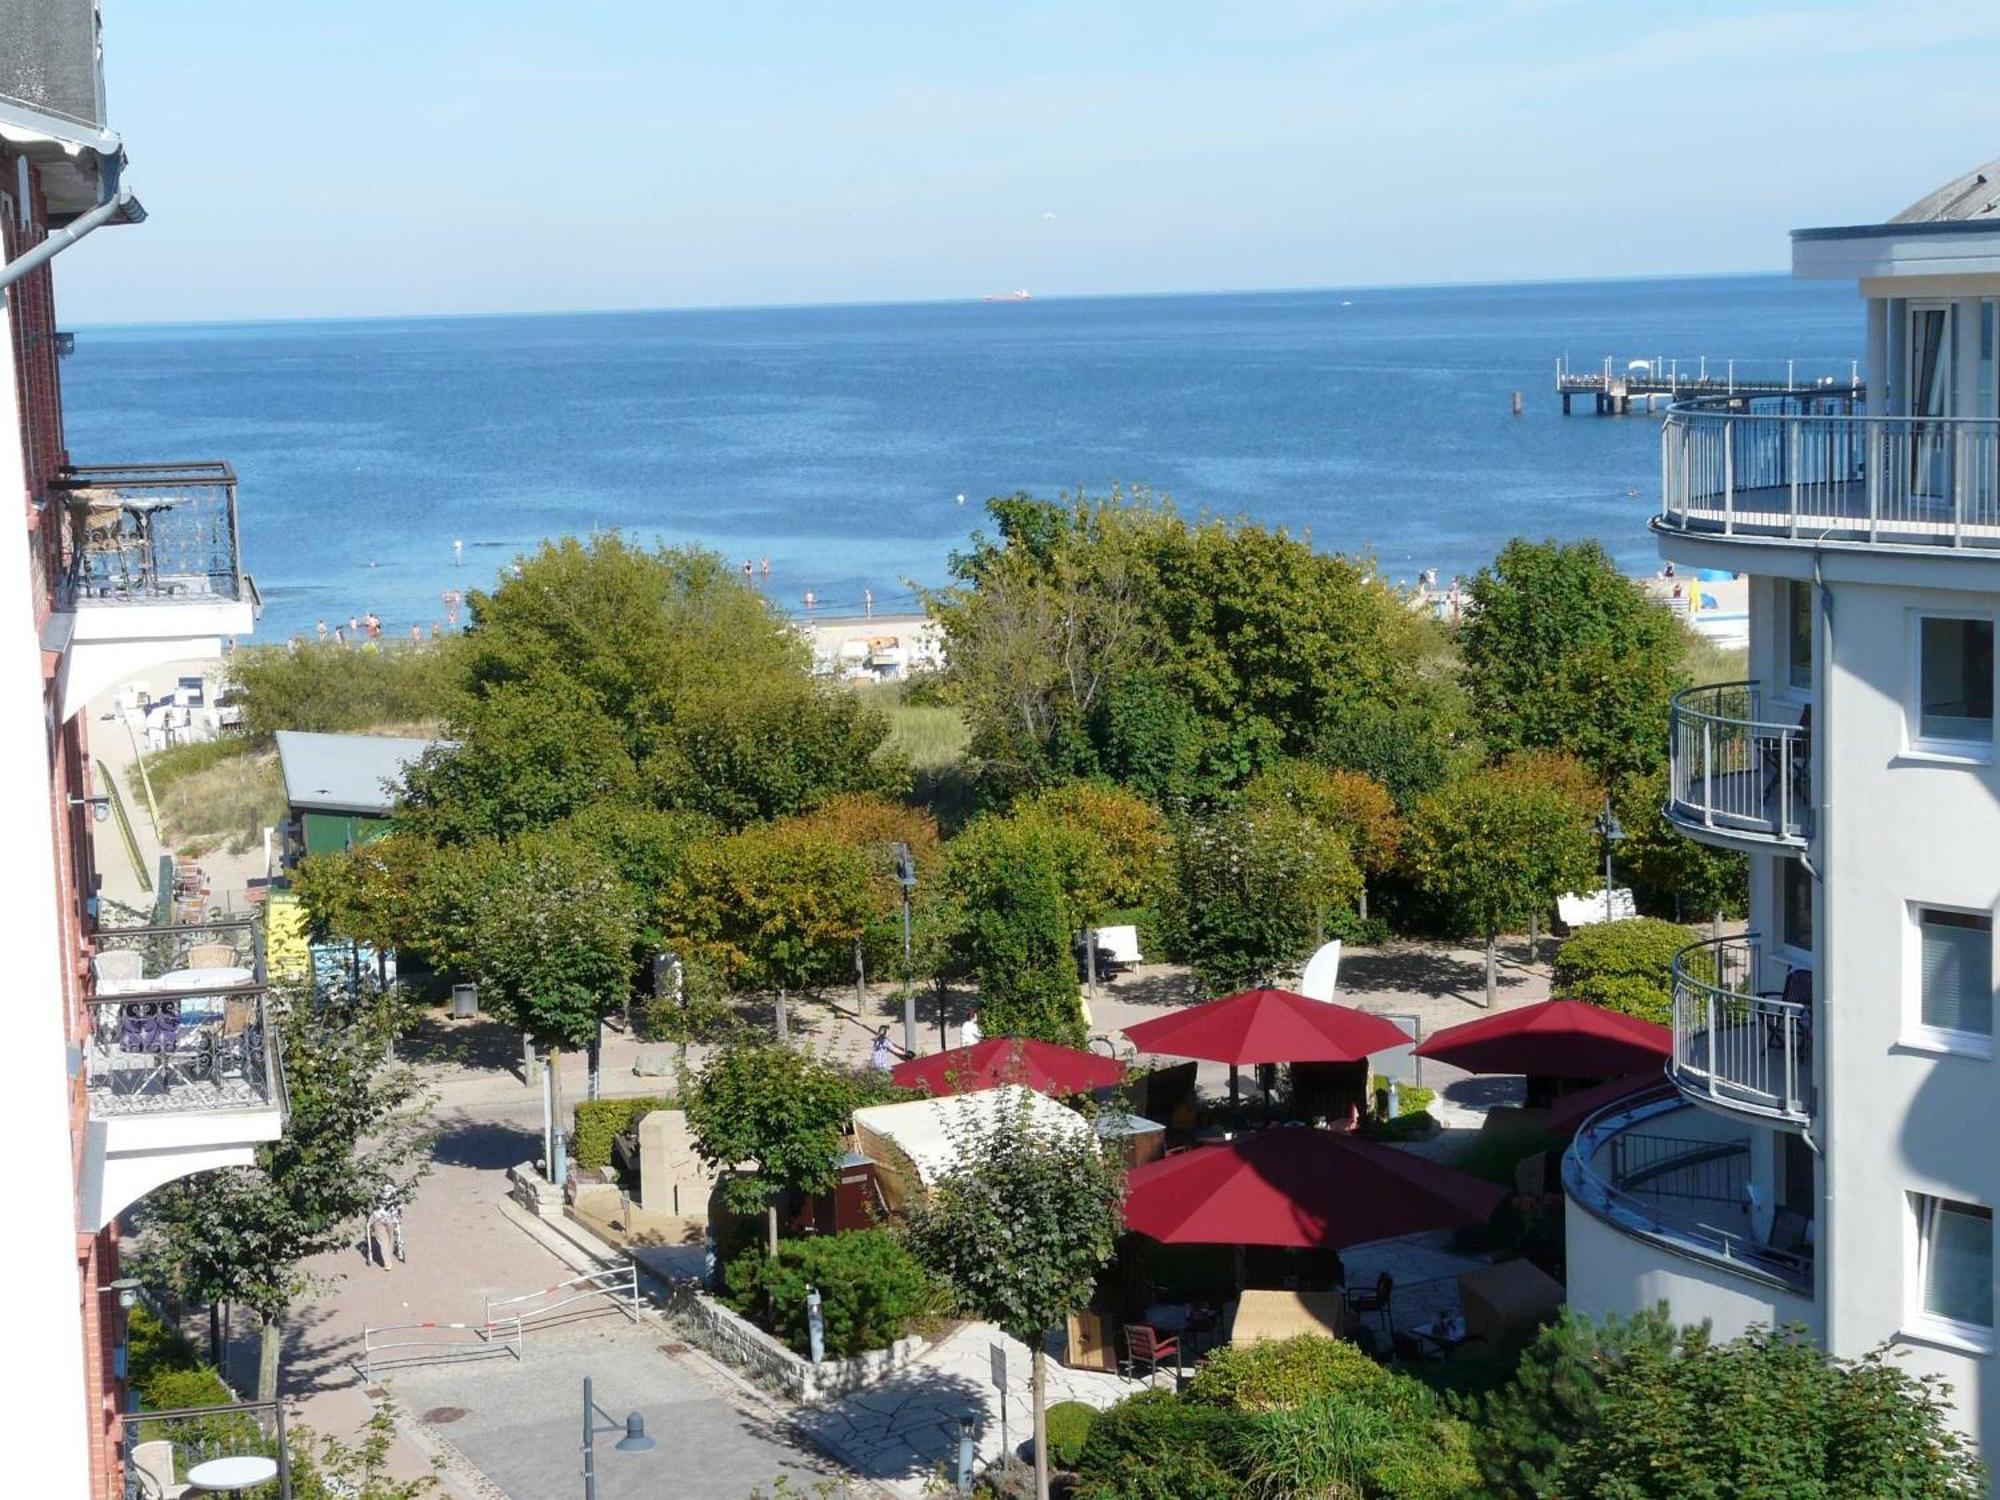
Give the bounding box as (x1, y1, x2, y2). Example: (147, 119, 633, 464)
(663, 1282, 926, 1404)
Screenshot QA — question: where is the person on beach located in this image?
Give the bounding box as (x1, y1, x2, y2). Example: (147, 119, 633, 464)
(742, 559, 754, 582)
(365, 613, 382, 641)
(863, 587, 874, 618)
(333, 625, 346, 646)
(430, 621, 441, 640)
(316, 619, 328, 642)
(410, 624, 421, 643)
(348, 615, 360, 635)
(803, 589, 816, 611)
(759, 557, 771, 583)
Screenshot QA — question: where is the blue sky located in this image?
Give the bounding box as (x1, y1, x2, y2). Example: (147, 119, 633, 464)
(57, 1, 2000, 323)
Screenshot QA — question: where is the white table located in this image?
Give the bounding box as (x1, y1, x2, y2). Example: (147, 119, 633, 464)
(185, 1454, 278, 1493)
(156, 965, 255, 991)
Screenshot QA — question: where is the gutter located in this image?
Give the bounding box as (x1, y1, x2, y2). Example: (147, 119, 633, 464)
(0, 183, 139, 291)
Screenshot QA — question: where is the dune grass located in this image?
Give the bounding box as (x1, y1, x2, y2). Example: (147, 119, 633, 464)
(851, 680, 971, 771)
(135, 744, 287, 857)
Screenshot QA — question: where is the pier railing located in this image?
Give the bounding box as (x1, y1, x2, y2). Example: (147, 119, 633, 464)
(1660, 395, 2000, 548)
(1667, 681, 1810, 847)
(53, 461, 247, 607)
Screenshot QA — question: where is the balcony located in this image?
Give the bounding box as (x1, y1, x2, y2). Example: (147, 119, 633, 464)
(1670, 934, 1813, 1127)
(80, 919, 286, 1230)
(45, 463, 258, 720)
(121, 1397, 292, 1500)
(1564, 1088, 1814, 1300)
(1666, 681, 1810, 850)
(1658, 395, 2000, 552)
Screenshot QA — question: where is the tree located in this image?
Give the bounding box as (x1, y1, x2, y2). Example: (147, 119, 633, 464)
(1404, 756, 1598, 1006)
(1612, 767, 1747, 930)
(136, 994, 434, 1402)
(1459, 538, 1689, 782)
(292, 1406, 441, 1500)
(905, 1092, 1124, 1500)
(684, 1042, 892, 1254)
(1158, 802, 1361, 993)
(939, 812, 1086, 1045)
(1240, 761, 1402, 921)
(668, 815, 879, 1037)
(1016, 780, 1169, 922)
(1551, 1323, 1984, 1498)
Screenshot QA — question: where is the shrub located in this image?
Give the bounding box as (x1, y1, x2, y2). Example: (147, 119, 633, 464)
(1186, 1333, 1389, 1412)
(721, 1229, 942, 1358)
(571, 1096, 674, 1171)
(1550, 916, 1696, 1024)
(1372, 1075, 1434, 1117)
(1070, 1389, 1253, 1500)
(1238, 1387, 1478, 1500)
(1045, 1400, 1098, 1468)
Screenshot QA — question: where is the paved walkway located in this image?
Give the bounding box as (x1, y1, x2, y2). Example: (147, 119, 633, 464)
(796, 1321, 1139, 1495)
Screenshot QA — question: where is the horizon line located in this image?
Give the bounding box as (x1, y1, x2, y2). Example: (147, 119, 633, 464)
(68, 265, 1792, 335)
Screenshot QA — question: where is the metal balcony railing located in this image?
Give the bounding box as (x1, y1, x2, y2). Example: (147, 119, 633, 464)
(87, 918, 281, 1118)
(1671, 934, 1813, 1124)
(122, 1396, 291, 1500)
(1563, 1088, 1813, 1293)
(53, 462, 246, 607)
(1660, 394, 2000, 549)
(1667, 681, 1810, 847)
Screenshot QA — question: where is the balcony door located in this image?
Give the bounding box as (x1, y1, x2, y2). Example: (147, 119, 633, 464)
(1908, 303, 1952, 502)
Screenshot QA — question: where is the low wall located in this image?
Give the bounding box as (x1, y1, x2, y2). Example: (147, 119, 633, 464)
(664, 1282, 926, 1403)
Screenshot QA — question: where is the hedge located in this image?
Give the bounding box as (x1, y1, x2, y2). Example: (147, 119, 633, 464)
(721, 1228, 943, 1358)
(1071, 1390, 1253, 1500)
(572, 1095, 675, 1170)
(1549, 917, 1696, 1025)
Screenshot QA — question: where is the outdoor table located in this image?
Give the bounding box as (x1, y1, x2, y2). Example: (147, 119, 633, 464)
(157, 965, 255, 990)
(185, 1453, 279, 1495)
(1411, 1315, 1468, 1359)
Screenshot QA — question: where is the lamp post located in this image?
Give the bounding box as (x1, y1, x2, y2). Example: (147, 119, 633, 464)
(581, 1376, 654, 1500)
(1596, 795, 1627, 925)
(892, 841, 918, 1055)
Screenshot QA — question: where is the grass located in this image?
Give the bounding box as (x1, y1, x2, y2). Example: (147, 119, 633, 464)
(1681, 631, 1748, 688)
(850, 680, 971, 771)
(132, 742, 287, 857)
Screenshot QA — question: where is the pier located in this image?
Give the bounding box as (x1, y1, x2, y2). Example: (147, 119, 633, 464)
(1556, 355, 1862, 415)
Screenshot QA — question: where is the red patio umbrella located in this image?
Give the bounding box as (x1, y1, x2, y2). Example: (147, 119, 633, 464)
(1122, 988, 1409, 1065)
(891, 1037, 1126, 1097)
(1546, 1072, 1672, 1137)
(1122, 1127, 1506, 1248)
(1413, 999, 1669, 1083)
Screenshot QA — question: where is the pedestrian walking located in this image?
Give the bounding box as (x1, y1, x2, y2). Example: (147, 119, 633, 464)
(315, 619, 328, 642)
(862, 586, 874, 618)
(870, 1026, 896, 1072)
(366, 1181, 406, 1268)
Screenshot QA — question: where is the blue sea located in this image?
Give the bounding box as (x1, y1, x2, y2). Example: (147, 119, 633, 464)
(61, 276, 1857, 641)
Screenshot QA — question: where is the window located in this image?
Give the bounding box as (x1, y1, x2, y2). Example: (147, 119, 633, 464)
(1914, 1195, 1993, 1334)
(1782, 858, 1813, 954)
(1919, 908, 1993, 1039)
(1786, 582, 1813, 692)
(1918, 617, 1995, 746)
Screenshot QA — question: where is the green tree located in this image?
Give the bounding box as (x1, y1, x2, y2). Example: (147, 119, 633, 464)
(1612, 767, 1747, 929)
(1405, 756, 1598, 1006)
(1015, 780, 1169, 922)
(905, 1092, 1124, 1500)
(1158, 802, 1361, 993)
(939, 812, 1085, 1045)
(684, 1042, 892, 1254)
(1240, 761, 1402, 922)
(668, 815, 879, 1037)
(136, 994, 434, 1402)
(1553, 1323, 1984, 1498)
(1459, 538, 1689, 782)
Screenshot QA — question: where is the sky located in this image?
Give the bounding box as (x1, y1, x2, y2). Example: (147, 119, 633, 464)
(52, 0, 2000, 324)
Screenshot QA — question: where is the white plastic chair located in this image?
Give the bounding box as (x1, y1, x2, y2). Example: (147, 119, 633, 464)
(130, 1440, 189, 1499)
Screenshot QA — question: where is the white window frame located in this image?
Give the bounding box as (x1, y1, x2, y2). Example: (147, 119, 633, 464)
(1906, 1191, 1997, 1355)
(1906, 611, 1997, 764)
(1901, 900, 1996, 1059)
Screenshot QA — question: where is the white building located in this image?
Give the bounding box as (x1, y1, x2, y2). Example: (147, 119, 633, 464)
(1565, 157, 2000, 1467)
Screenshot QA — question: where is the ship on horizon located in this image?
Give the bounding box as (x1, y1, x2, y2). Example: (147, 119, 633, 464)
(981, 289, 1031, 303)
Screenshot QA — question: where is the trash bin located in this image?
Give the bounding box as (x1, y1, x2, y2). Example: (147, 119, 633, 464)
(451, 983, 480, 1018)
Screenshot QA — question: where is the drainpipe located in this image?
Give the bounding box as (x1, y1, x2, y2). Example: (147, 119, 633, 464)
(0, 141, 138, 292)
(1810, 547, 1833, 1343)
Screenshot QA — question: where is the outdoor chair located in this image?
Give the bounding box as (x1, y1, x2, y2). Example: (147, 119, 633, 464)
(185, 942, 237, 970)
(1757, 968, 1814, 1057)
(92, 948, 145, 989)
(1769, 1207, 1812, 1254)
(1345, 1272, 1394, 1340)
(130, 1439, 189, 1499)
(1122, 1323, 1181, 1387)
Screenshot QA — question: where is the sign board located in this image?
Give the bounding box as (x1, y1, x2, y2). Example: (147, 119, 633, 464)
(1373, 1013, 1423, 1085)
(989, 1342, 1007, 1390)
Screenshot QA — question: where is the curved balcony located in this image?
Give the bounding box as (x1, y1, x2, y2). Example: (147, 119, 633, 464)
(1670, 934, 1813, 1127)
(1564, 1088, 1814, 1300)
(1666, 682, 1810, 850)
(1658, 395, 2000, 552)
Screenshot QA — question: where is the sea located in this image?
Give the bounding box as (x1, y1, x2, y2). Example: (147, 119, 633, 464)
(60, 274, 1858, 642)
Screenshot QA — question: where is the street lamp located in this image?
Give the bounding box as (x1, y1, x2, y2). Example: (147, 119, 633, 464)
(581, 1376, 654, 1500)
(892, 841, 919, 1054)
(1596, 795, 1627, 925)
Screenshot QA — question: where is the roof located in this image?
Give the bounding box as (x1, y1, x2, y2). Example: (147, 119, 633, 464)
(275, 731, 444, 816)
(850, 1086, 1093, 1186)
(0, 0, 129, 222)
(1893, 157, 2000, 224)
